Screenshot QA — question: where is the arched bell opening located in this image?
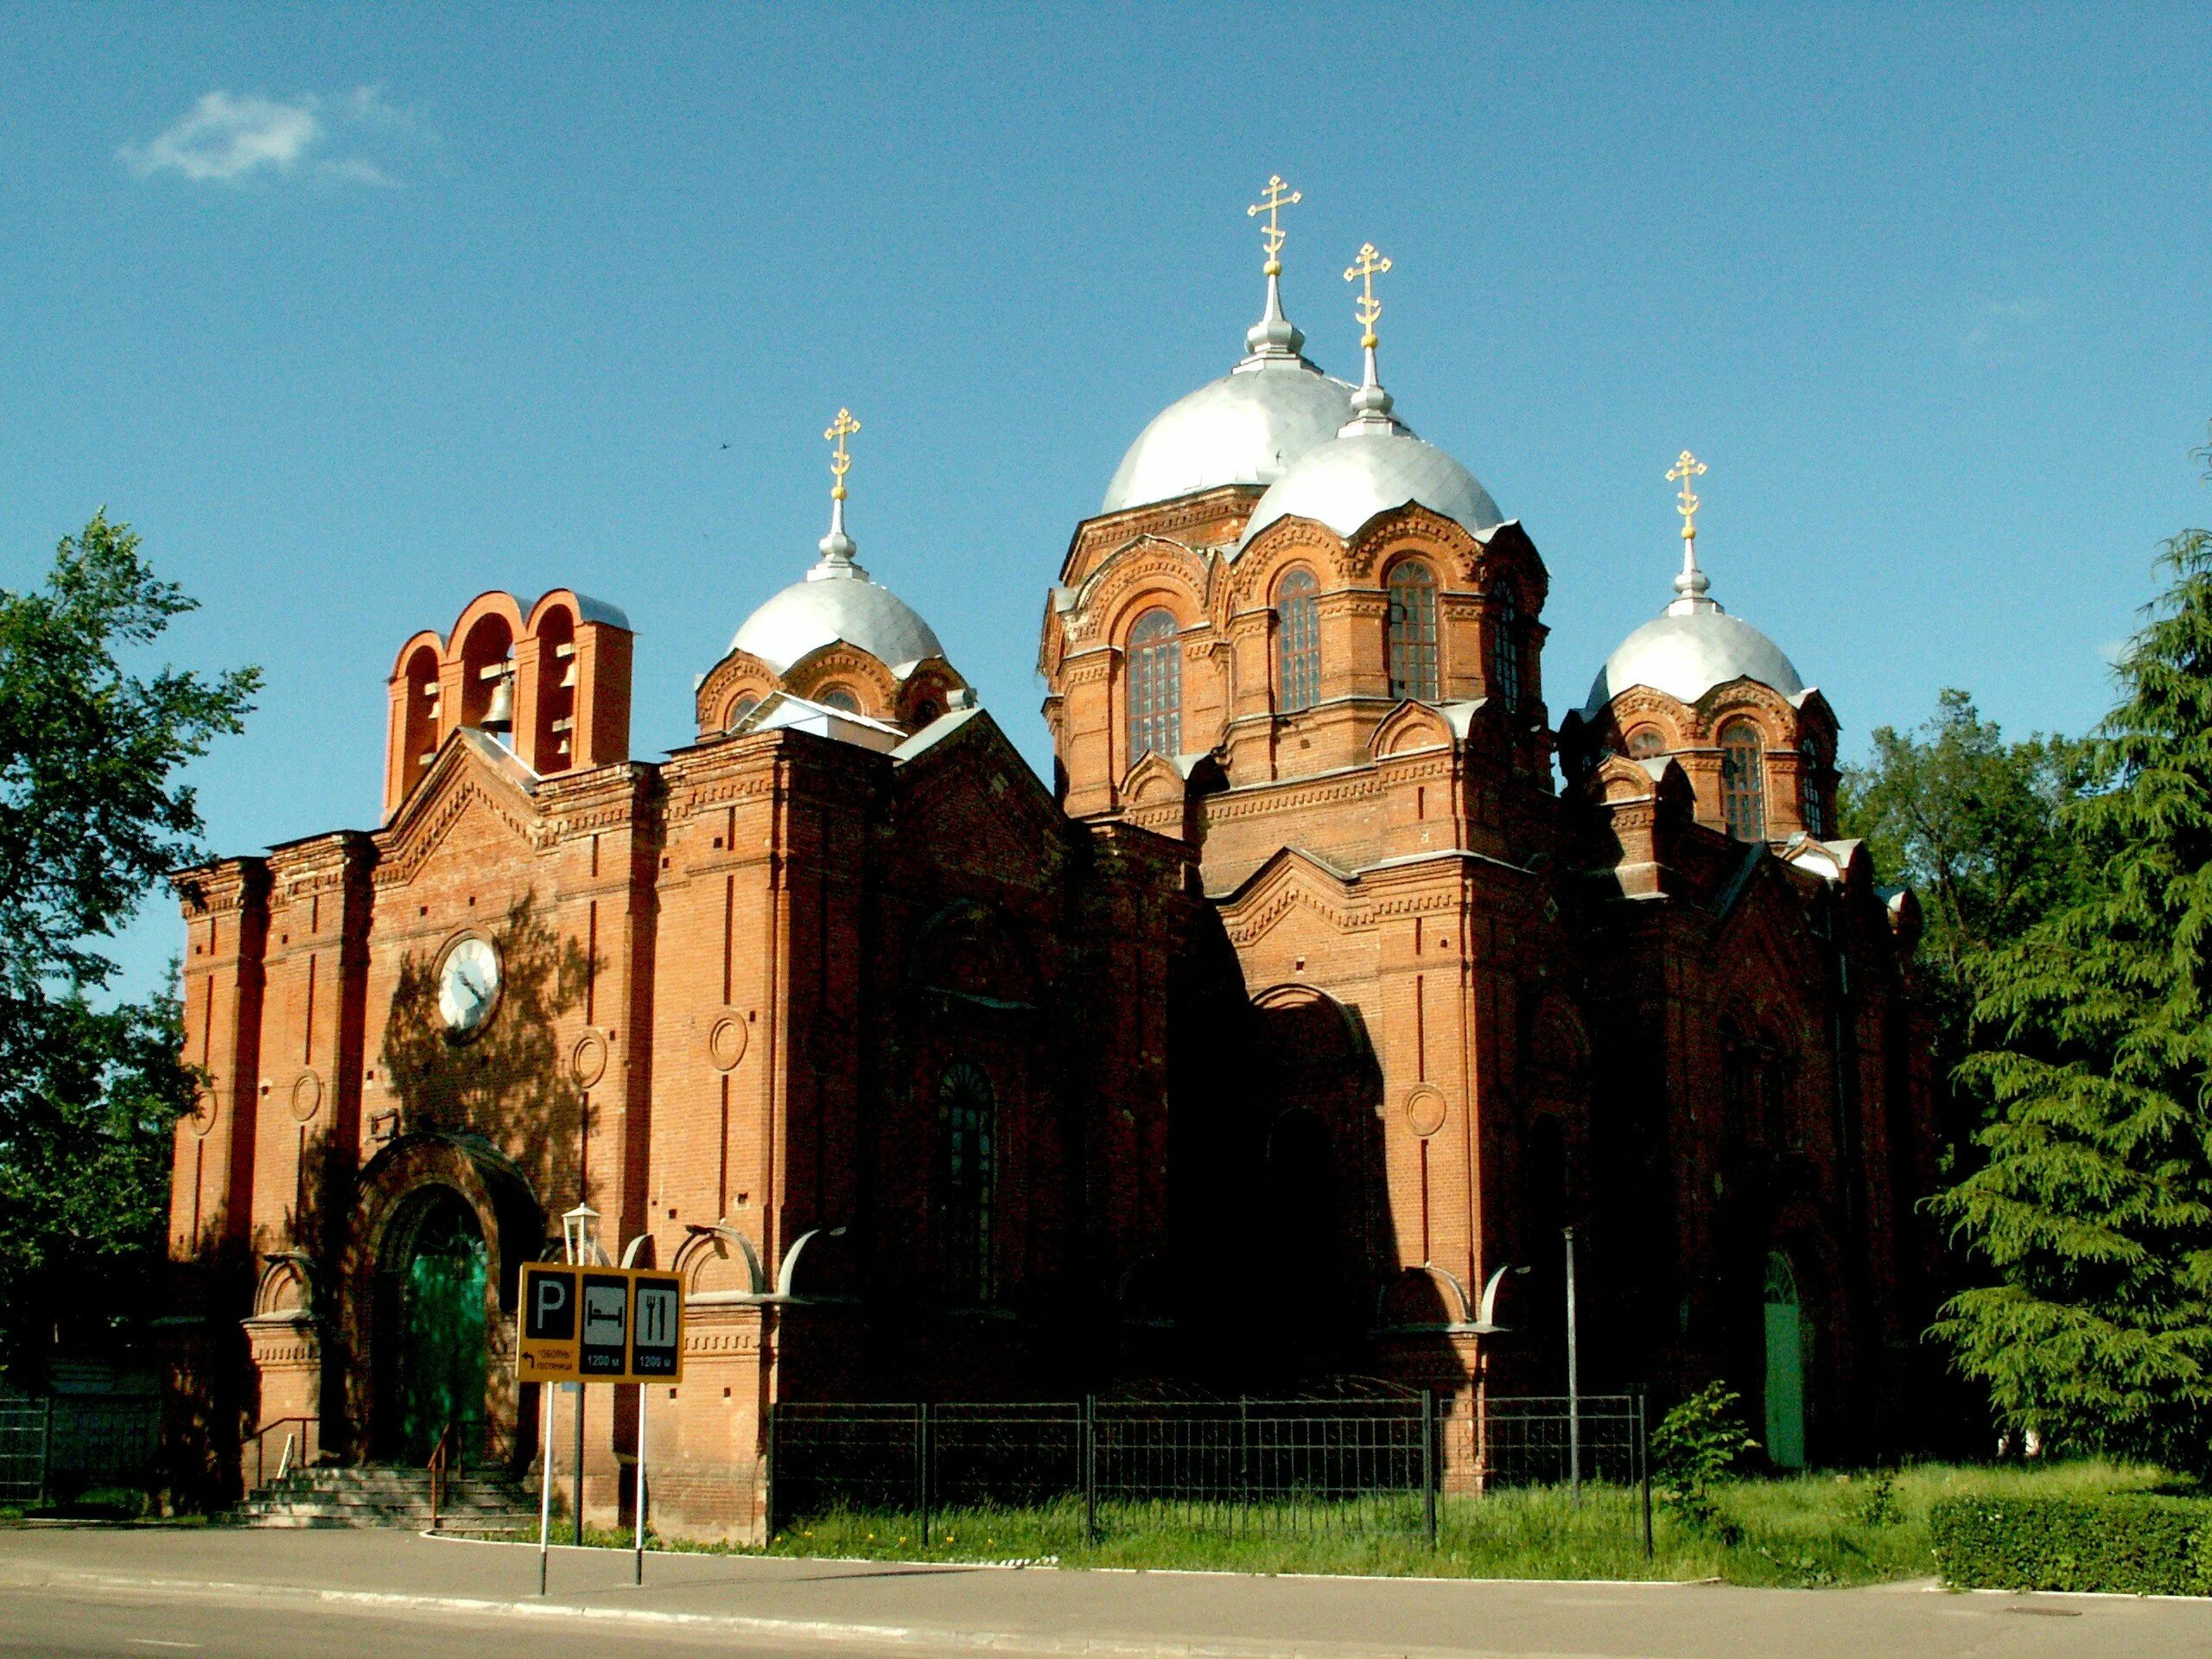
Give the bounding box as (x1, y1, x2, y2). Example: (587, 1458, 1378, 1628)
(530, 603, 577, 772)
(456, 613, 516, 739)
(370, 1184, 490, 1465)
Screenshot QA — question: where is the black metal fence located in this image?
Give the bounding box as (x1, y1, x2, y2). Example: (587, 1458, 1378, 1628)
(0, 1390, 162, 1506)
(770, 1392, 1649, 1553)
(1478, 1394, 1646, 1489)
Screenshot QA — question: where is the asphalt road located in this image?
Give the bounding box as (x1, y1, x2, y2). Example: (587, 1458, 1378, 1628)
(2, 1524, 2208, 1659)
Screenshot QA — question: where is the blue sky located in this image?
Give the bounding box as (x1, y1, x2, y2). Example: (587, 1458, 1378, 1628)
(4, 3, 2209, 998)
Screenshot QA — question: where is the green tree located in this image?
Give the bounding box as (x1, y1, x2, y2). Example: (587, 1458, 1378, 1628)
(1934, 464, 2212, 1471)
(1840, 692, 2096, 1154)
(0, 513, 258, 1371)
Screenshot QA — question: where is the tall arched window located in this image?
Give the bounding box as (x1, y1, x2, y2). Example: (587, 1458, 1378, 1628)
(1488, 584, 1522, 712)
(937, 1063, 996, 1305)
(1719, 721, 1767, 841)
(1799, 737, 1827, 837)
(1125, 607, 1182, 761)
(1275, 566, 1321, 713)
(1386, 561, 1439, 702)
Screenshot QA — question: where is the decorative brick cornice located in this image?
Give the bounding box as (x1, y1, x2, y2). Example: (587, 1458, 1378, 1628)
(171, 856, 270, 919)
(373, 772, 544, 887)
(1204, 768, 1386, 826)
(1065, 542, 1211, 647)
(1223, 520, 1350, 610)
(1218, 855, 1365, 945)
(695, 650, 779, 734)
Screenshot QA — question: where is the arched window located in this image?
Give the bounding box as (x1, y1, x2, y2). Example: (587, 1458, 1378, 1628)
(937, 1063, 996, 1305)
(1386, 561, 1439, 702)
(1275, 566, 1321, 713)
(1125, 607, 1182, 761)
(1719, 721, 1767, 841)
(1627, 727, 1666, 759)
(1799, 737, 1827, 837)
(724, 694, 760, 732)
(818, 686, 861, 715)
(1488, 585, 1522, 712)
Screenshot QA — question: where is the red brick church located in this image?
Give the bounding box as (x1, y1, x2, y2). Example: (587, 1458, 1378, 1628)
(165, 190, 1938, 1537)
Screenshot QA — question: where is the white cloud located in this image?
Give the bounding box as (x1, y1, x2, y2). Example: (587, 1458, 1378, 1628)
(120, 86, 428, 187)
(1959, 298, 2048, 365)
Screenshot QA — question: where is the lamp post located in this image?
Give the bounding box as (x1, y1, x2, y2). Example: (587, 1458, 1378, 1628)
(1564, 1226, 1580, 1505)
(561, 1204, 601, 1546)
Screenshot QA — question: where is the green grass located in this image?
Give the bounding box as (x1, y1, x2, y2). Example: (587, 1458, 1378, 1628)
(0, 1486, 210, 1525)
(484, 1461, 2183, 1588)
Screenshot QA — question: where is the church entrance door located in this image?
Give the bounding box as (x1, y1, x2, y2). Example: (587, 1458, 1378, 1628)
(394, 1189, 487, 1465)
(1763, 1252, 1807, 1469)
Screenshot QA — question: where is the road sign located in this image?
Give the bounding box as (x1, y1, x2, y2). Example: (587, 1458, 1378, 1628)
(518, 1263, 683, 1384)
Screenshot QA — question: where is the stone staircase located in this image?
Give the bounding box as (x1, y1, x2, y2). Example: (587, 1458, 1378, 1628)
(236, 1464, 543, 1530)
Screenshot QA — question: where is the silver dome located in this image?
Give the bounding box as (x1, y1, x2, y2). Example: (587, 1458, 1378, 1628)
(1237, 423, 1503, 554)
(730, 563, 944, 677)
(1103, 358, 1355, 515)
(1586, 608, 1805, 715)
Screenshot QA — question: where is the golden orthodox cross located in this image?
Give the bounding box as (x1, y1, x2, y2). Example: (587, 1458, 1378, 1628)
(1344, 243, 1391, 347)
(1669, 449, 1707, 541)
(825, 408, 861, 501)
(1247, 175, 1300, 274)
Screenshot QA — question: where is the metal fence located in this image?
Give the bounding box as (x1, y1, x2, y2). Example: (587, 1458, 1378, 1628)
(0, 1391, 162, 1506)
(770, 1392, 1649, 1553)
(1478, 1394, 1646, 1489)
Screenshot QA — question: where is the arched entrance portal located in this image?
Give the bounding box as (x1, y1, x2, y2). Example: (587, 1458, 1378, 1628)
(375, 1186, 488, 1464)
(1763, 1252, 1807, 1469)
(1248, 985, 1385, 1374)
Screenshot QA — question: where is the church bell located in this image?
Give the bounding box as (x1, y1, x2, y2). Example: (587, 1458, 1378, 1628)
(481, 670, 515, 734)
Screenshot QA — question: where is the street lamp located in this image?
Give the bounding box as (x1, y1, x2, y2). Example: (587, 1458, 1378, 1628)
(563, 1203, 603, 1267)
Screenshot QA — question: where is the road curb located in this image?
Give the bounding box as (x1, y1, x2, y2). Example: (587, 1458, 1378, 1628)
(0, 1566, 1545, 1659)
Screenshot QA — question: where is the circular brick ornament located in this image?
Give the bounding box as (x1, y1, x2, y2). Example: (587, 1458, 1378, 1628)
(1404, 1085, 1448, 1139)
(190, 1078, 219, 1137)
(570, 1030, 610, 1089)
(289, 1070, 323, 1122)
(708, 1014, 747, 1073)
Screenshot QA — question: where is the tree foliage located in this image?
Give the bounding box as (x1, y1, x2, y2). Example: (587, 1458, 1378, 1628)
(0, 513, 257, 1370)
(1840, 690, 2096, 1154)
(1934, 463, 2212, 1471)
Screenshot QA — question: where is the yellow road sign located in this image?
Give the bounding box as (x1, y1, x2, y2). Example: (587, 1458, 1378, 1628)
(518, 1262, 684, 1384)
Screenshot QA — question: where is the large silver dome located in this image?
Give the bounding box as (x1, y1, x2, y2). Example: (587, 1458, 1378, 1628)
(1103, 357, 1355, 514)
(1586, 608, 1804, 715)
(1238, 421, 1503, 554)
(730, 563, 944, 676)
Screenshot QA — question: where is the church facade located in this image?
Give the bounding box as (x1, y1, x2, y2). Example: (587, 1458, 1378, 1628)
(165, 196, 1939, 1537)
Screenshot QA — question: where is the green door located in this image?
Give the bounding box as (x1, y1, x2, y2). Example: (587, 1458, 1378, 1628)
(397, 1195, 487, 1464)
(1763, 1252, 1807, 1469)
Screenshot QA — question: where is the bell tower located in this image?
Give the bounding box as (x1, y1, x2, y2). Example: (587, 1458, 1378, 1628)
(382, 588, 634, 817)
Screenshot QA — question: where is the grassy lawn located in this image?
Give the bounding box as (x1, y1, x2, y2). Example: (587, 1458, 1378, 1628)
(489, 1460, 2184, 1588)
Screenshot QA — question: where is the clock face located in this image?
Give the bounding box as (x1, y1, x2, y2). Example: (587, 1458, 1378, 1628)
(437, 937, 501, 1038)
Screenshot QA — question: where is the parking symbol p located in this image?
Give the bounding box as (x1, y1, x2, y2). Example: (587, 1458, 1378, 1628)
(525, 1268, 576, 1340)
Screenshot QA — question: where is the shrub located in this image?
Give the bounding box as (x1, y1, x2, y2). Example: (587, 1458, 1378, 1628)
(1859, 1469, 1903, 1527)
(1930, 1494, 2212, 1595)
(1650, 1383, 1758, 1538)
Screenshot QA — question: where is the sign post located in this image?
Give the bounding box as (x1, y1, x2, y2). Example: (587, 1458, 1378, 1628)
(537, 1377, 554, 1595)
(518, 1261, 683, 1592)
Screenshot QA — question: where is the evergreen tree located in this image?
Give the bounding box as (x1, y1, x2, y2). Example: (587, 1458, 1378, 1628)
(1935, 453, 2212, 1471)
